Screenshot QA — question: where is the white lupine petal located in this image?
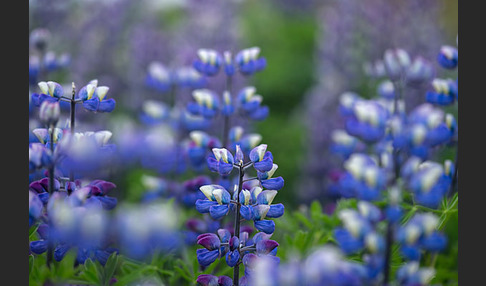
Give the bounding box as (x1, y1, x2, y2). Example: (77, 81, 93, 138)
(189, 131, 206, 146)
(86, 84, 96, 100)
(38, 81, 48, 94)
(212, 188, 223, 205)
(96, 86, 109, 101)
(200, 185, 216, 201)
(267, 164, 278, 179)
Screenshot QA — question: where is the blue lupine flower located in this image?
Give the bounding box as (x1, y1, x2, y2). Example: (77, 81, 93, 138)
(31, 81, 64, 106)
(29, 143, 52, 172)
(114, 202, 181, 260)
(207, 148, 235, 176)
(337, 153, 387, 201)
(174, 66, 207, 89)
(228, 126, 262, 155)
(225, 236, 240, 267)
(236, 87, 269, 121)
(396, 261, 436, 286)
(78, 80, 116, 113)
(330, 129, 366, 159)
(43, 51, 70, 72)
(193, 49, 223, 76)
(437, 45, 458, 69)
(235, 47, 266, 75)
(221, 91, 234, 116)
(405, 56, 434, 85)
(344, 100, 389, 143)
(383, 48, 411, 80)
(425, 78, 458, 106)
(179, 175, 214, 207)
(397, 213, 447, 261)
(187, 131, 221, 170)
(196, 233, 222, 267)
(145, 61, 172, 92)
(223, 51, 235, 76)
(29, 191, 43, 227)
(31, 127, 64, 150)
(140, 100, 170, 125)
(249, 144, 274, 172)
(187, 89, 220, 119)
(196, 274, 232, 286)
(406, 161, 451, 208)
(338, 92, 361, 117)
(377, 80, 395, 100)
(334, 209, 372, 254)
(196, 185, 232, 220)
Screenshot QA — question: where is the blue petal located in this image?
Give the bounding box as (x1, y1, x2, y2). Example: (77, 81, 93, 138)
(30, 240, 48, 254)
(98, 98, 116, 112)
(240, 205, 254, 220)
(209, 204, 229, 220)
(197, 248, 220, 267)
(266, 203, 284, 218)
(261, 177, 284, 190)
(83, 98, 100, 111)
(226, 250, 240, 267)
(254, 220, 275, 234)
(54, 243, 71, 261)
(195, 199, 218, 213)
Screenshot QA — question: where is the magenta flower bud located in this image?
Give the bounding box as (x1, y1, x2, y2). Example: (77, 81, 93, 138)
(256, 239, 279, 255)
(197, 233, 221, 250)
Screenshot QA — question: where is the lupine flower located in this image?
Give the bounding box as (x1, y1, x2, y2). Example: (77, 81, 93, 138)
(223, 51, 235, 76)
(249, 144, 274, 172)
(221, 91, 234, 116)
(425, 78, 458, 106)
(196, 233, 222, 267)
(139, 100, 170, 125)
(29, 177, 61, 204)
(405, 56, 434, 85)
(383, 48, 411, 81)
(145, 61, 172, 92)
(179, 175, 214, 207)
(406, 160, 452, 208)
(193, 49, 223, 76)
(196, 185, 232, 220)
(187, 89, 221, 119)
(396, 213, 447, 260)
(334, 153, 387, 200)
(174, 66, 207, 89)
(207, 148, 235, 176)
(330, 129, 366, 159)
(228, 126, 262, 155)
(29, 191, 44, 227)
(78, 80, 116, 113)
(437, 45, 458, 69)
(31, 127, 64, 149)
(234, 47, 266, 76)
(187, 131, 221, 170)
(196, 274, 232, 286)
(396, 261, 436, 286)
(236, 87, 269, 121)
(344, 99, 389, 143)
(31, 81, 64, 106)
(29, 143, 52, 172)
(114, 202, 181, 260)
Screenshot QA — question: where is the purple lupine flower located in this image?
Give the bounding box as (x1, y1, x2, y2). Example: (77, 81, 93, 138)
(196, 274, 232, 286)
(236, 87, 269, 121)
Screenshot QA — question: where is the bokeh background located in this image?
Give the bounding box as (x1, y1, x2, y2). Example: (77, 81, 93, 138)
(29, 0, 458, 209)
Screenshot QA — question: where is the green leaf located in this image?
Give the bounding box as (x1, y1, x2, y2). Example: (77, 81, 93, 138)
(103, 253, 119, 286)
